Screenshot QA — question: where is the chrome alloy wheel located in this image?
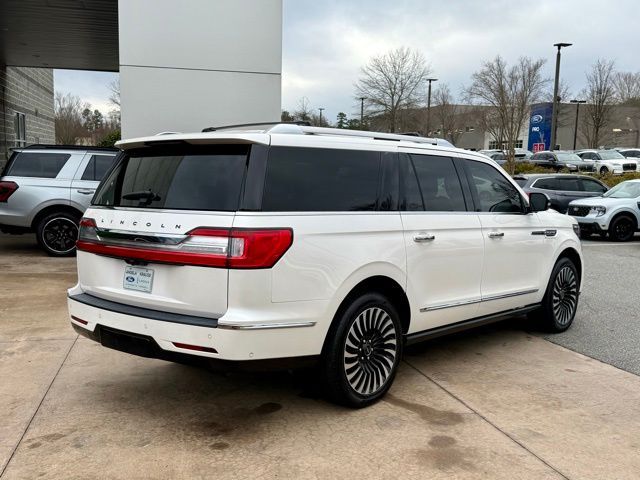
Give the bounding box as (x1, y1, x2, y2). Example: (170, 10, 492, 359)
(552, 266, 578, 326)
(42, 217, 78, 254)
(343, 307, 398, 396)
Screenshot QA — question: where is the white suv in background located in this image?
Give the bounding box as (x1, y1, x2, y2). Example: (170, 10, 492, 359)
(568, 179, 640, 241)
(68, 124, 583, 407)
(575, 149, 636, 174)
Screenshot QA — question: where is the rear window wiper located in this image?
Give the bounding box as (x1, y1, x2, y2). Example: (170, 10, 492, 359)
(122, 190, 161, 205)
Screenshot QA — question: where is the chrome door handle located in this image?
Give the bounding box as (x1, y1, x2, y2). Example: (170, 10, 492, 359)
(413, 233, 435, 242)
(488, 232, 504, 238)
(76, 189, 95, 195)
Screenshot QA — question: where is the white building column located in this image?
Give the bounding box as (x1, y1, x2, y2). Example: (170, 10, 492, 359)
(118, 0, 282, 138)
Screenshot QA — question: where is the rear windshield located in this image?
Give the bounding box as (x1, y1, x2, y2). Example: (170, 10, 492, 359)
(93, 145, 248, 211)
(5, 152, 70, 178)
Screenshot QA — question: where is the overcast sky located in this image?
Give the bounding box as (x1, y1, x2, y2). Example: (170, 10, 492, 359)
(55, 0, 638, 123)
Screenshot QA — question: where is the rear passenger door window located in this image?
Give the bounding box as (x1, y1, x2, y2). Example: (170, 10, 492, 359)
(555, 178, 580, 192)
(262, 147, 381, 212)
(464, 160, 524, 213)
(409, 154, 467, 211)
(81, 155, 117, 181)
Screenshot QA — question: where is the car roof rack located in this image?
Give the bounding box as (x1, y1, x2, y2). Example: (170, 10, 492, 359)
(200, 122, 448, 146)
(298, 126, 440, 145)
(202, 121, 311, 132)
(12, 144, 118, 152)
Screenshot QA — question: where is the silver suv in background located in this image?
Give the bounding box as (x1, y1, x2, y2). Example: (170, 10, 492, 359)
(0, 145, 118, 256)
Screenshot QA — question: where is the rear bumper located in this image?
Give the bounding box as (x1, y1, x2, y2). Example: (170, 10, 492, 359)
(70, 322, 318, 371)
(67, 291, 330, 362)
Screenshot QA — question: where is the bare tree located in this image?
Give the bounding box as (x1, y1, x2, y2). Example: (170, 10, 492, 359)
(355, 47, 431, 133)
(293, 97, 313, 122)
(54, 92, 88, 145)
(431, 84, 463, 145)
(580, 59, 617, 148)
(108, 79, 120, 107)
(612, 71, 640, 106)
(465, 56, 548, 173)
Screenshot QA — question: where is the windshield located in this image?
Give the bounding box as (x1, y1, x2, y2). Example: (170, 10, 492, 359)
(555, 153, 582, 162)
(599, 150, 625, 160)
(602, 181, 640, 199)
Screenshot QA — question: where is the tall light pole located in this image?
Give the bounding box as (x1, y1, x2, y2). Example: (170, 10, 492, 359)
(570, 99, 586, 150)
(550, 42, 572, 151)
(318, 107, 324, 126)
(426, 78, 438, 136)
(359, 97, 366, 130)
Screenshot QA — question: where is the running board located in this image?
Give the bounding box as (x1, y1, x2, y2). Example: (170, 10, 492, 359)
(404, 304, 540, 345)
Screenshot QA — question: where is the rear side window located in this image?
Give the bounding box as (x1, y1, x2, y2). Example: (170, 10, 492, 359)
(81, 155, 117, 181)
(533, 178, 560, 190)
(581, 178, 607, 193)
(6, 152, 70, 178)
(513, 178, 528, 187)
(464, 160, 523, 213)
(93, 145, 248, 211)
(262, 147, 380, 212)
(409, 154, 466, 211)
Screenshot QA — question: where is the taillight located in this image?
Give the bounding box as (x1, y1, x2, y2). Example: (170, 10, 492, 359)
(76, 221, 293, 269)
(0, 181, 18, 202)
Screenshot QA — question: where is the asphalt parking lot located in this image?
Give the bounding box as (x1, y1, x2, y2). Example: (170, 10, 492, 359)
(1, 233, 640, 480)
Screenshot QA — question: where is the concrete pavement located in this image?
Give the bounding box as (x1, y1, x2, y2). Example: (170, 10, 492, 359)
(1, 234, 639, 479)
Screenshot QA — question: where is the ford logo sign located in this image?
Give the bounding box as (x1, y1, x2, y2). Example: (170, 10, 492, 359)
(126, 276, 135, 282)
(531, 114, 543, 124)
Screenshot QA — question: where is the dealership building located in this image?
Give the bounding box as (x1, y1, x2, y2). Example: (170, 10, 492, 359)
(1, 0, 282, 162)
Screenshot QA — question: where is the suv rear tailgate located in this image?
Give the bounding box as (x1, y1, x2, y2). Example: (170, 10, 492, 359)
(75, 143, 251, 319)
(77, 208, 233, 318)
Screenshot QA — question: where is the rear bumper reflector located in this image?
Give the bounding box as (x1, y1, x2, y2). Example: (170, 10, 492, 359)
(172, 342, 218, 354)
(71, 315, 88, 325)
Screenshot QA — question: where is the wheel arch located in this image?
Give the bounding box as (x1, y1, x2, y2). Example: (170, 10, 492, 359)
(31, 204, 84, 230)
(321, 273, 411, 356)
(609, 210, 639, 230)
(557, 246, 583, 289)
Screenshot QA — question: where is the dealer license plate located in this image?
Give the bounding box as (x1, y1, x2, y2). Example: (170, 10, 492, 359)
(123, 266, 154, 293)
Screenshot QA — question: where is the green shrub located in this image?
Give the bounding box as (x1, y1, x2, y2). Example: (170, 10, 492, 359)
(594, 172, 640, 188)
(97, 129, 121, 148)
(512, 162, 569, 175)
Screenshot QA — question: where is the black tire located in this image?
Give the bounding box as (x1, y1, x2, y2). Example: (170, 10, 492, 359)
(599, 166, 609, 175)
(530, 257, 579, 333)
(321, 292, 403, 408)
(36, 211, 80, 257)
(608, 215, 636, 242)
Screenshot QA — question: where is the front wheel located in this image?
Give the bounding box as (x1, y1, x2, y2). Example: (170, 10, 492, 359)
(609, 215, 635, 242)
(599, 166, 609, 175)
(530, 257, 579, 333)
(36, 211, 80, 256)
(321, 293, 403, 408)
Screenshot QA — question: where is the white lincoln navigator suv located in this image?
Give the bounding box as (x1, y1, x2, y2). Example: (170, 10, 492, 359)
(68, 123, 583, 407)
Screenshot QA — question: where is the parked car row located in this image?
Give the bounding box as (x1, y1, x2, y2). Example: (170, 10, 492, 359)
(478, 147, 640, 174)
(513, 171, 640, 241)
